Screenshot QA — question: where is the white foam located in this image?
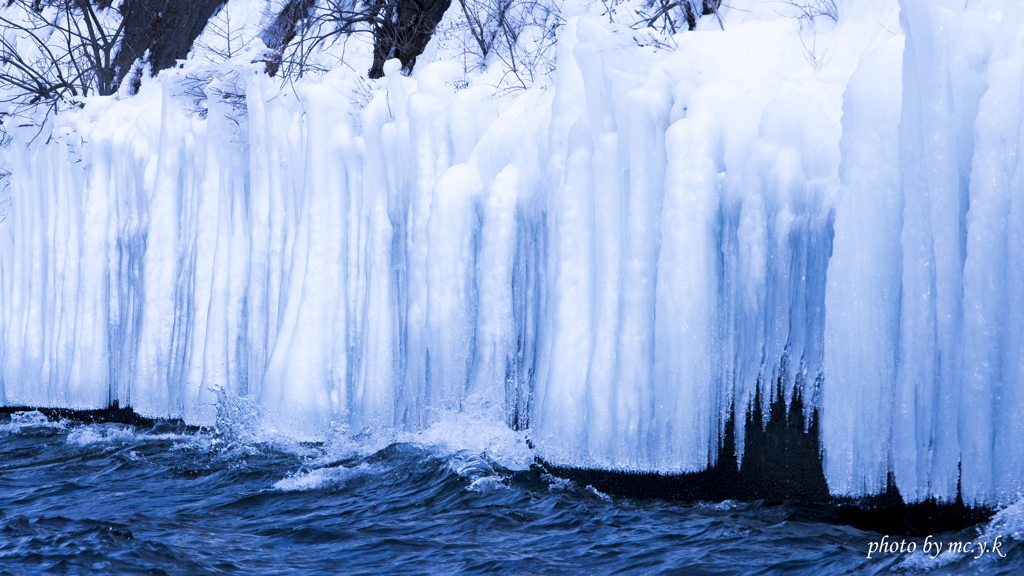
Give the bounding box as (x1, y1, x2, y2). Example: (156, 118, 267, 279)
(273, 463, 374, 492)
(466, 476, 509, 493)
(408, 411, 534, 471)
(66, 426, 136, 446)
(0, 410, 65, 434)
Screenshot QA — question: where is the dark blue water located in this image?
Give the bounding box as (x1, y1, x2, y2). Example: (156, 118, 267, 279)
(1, 411, 1021, 575)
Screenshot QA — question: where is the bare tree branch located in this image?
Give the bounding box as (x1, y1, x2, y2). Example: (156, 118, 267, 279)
(0, 0, 130, 117)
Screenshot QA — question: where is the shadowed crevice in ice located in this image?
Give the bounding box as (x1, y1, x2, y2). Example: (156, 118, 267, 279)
(539, 380, 994, 536)
(833, 473, 994, 537)
(539, 381, 829, 505)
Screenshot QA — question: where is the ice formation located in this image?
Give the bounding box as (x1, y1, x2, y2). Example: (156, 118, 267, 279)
(1, 0, 1022, 505)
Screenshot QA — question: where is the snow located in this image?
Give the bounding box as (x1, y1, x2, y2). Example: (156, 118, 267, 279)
(1, 0, 1023, 504)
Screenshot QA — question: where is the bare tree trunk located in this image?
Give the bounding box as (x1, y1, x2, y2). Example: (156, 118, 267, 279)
(112, 0, 227, 87)
(259, 0, 317, 77)
(368, 0, 451, 79)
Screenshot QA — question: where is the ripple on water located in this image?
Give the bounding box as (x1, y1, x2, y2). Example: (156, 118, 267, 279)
(0, 411, 1020, 575)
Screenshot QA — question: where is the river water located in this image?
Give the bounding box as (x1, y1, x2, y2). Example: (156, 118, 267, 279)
(0, 411, 1020, 575)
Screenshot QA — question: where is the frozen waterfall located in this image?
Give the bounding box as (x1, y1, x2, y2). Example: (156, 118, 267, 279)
(1, 0, 1023, 506)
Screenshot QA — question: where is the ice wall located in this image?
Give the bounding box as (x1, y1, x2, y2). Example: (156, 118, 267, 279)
(1, 0, 1023, 504)
(895, 0, 1024, 506)
(823, 0, 1024, 505)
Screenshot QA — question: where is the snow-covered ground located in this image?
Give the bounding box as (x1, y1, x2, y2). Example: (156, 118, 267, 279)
(1, 0, 1022, 506)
